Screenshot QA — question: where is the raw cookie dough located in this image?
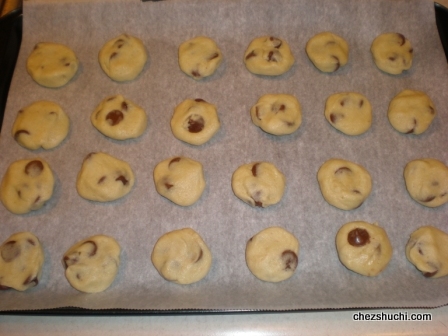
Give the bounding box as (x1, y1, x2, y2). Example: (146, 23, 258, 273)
(388, 90, 436, 135)
(370, 32, 413, 75)
(403, 158, 448, 208)
(336, 221, 393, 277)
(250, 94, 302, 135)
(91, 95, 147, 140)
(406, 226, 448, 278)
(76, 152, 135, 202)
(317, 158, 372, 210)
(12, 101, 70, 150)
(305, 32, 349, 73)
(244, 36, 295, 76)
(98, 33, 147, 82)
(153, 156, 206, 206)
(170, 98, 220, 145)
(63, 235, 121, 293)
(231, 162, 286, 208)
(26, 42, 79, 88)
(151, 228, 212, 285)
(0, 232, 44, 291)
(178, 36, 223, 80)
(0, 158, 55, 215)
(324, 92, 372, 136)
(245, 226, 299, 282)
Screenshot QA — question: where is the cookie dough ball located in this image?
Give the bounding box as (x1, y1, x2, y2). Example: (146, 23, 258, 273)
(12, 101, 70, 150)
(91, 95, 147, 140)
(153, 157, 206, 206)
(246, 227, 299, 282)
(388, 90, 436, 135)
(0, 158, 55, 214)
(250, 94, 302, 135)
(404, 158, 448, 207)
(232, 162, 286, 208)
(170, 98, 220, 145)
(76, 152, 135, 202)
(63, 235, 121, 293)
(324, 92, 372, 136)
(178, 36, 223, 80)
(244, 36, 295, 76)
(336, 221, 393, 277)
(98, 33, 147, 82)
(26, 42, 79, 88)
(406, 226, 448, 278)
(370, 32, 413, 75)
(151, 228, 212, 285)
(0, 232, 44, 291)
(305, 32, 349, 73)
(317, 159, 372, 210)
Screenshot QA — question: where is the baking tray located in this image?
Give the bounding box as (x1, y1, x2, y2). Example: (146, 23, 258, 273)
(0, 1, 448, 315)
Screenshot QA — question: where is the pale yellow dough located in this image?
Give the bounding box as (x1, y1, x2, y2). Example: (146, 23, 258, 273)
(336, 221, 393, 277)
(0, 158, 55, 214)
(91, 95, 147, 140)
(305, 32, 349, 73)
(12, 101, 70, 150)
(244, 36, 295, 76)
(370, 32, 413, 75)
(231, 162, 286, 208)
(403, 158, 448, 208)
(0, 232, 44, 291)
(317, 158, 372, 210)
(178, 36, 223, 80)
(63, 235, 121, 293)
(26, 42, 79, 88)
(76, 152, 135, 202)
(388, 90, 436, 135)
(153, 156, 206, 206)
(245, 227, 299, 282)
(151, 228, 212, 285)
(250, 94, 302, 135)
(406, 226, 448, 278)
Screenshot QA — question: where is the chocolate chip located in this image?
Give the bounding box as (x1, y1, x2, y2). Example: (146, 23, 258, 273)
(33, 196, 41, 204)
(255, 106, 262, 120)
(429, 106, 435, 115)
(352, 189, 361, 194)
(267, 51, 277, 62)
(115, 175, 129, 185)
(420, 195, 436, 203)
(194, 249, 203, 263)
(187, 115, 205, 133)
(27, 239, 36, 246)
(106, 110, 124, 126)
(359, 99, 364, 108)
(409, 48, 414, 54)
(194, 98, 206, 103)
(121, 101, 128, 111)
(209, 53, 219, 60)
(0, 285, 11, 290)
(110, 52, 118, 60)
(406, 118, 417, 134)
(331, 55, 340, 71)
(281, 250, 298, 271)
(252, 163, 259, 177)
(269, 36, 282, 48)
(191, 70, 201, 78)
(169, 157, 181, 166)
(245, 50, 256, 60)
(335, 166, 352, 175)
(165, 182, 174, 190)
(25, 160, 44, 177)
(23, 275, 39, 287)
(423, 270, 438, 278)
(388, 55, 397, 61)
(1, 241, 20, 262)
(84, 152, 96, 162)
(254, 200, 263, 207)
(347, 228, 370, 247)
(98, 176, 106, 184)
(14, 129, 30, 140)
(396, 33, 406, 46)
(81, 241, 97, 257)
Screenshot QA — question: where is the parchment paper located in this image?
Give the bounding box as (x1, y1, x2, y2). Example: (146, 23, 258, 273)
(1, 0, 448, 311)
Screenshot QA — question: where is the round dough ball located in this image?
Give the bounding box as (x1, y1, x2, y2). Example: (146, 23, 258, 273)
(336, 221, 393, 277)
(98, 33, 147, 82)
(26, 42, 79, 88)
(406, 226, 448, 278)
(153, 156, 206, 206)
(244, 36, 295, 76)
(403, 158, 448, 208)
(91, 95, 147, 140)
(76, 152, 135, 202)
(388, 90, 436, 135)
(151, 228, 212, 285)
(231, 162, 286, 208)
(0, 158, 55, 214)
(317, 158, 372, 210)
(178, 36, 223, 80)
(12, 101, 70, 150)
(370, 32, 413, 75)
(170, 98, 220, 145)
(305, 31, 349, 73)
(250, 94, 302, 135)
(324, 92, 372, 136)
(0, 232, 44, 291)
(63, 235, 121, 293)
(246, 226, 299, 282)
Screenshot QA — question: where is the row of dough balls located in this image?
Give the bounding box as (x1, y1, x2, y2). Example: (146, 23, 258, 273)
(25, 31, 413, 88)
(1, 224, 447, 293)
(11, 89, 436, 152)
(1, 155, 447, 215)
